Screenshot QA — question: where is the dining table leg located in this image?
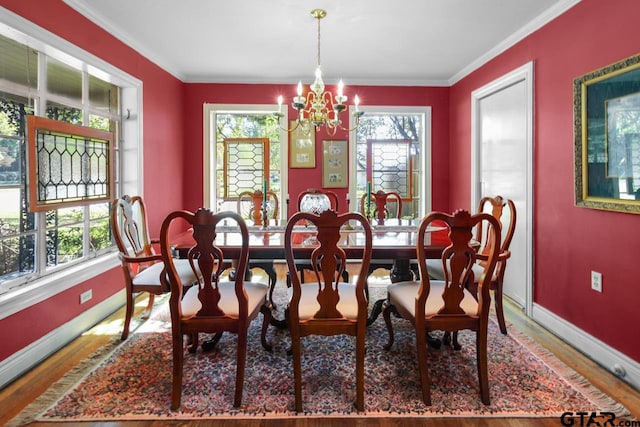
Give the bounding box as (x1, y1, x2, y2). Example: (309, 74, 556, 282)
(367, 258, 413, 326)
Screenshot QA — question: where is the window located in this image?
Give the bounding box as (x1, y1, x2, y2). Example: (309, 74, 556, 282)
(349, 107, 431, 219)
(205, 105, 287, 219)
(0, 20, 141, 303)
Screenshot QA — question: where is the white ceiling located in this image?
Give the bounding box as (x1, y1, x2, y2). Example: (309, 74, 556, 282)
(63, 0, 579, 86)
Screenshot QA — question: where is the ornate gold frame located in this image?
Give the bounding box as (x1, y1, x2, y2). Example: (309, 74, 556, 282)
(574, 53, 640, 213)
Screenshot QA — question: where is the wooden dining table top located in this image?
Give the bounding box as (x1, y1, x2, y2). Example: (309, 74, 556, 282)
(171, 219, 450, 260)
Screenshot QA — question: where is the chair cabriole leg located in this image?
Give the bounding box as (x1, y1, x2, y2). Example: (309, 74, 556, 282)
(234, 329, 248, 407)
(171, 333, 184, 410)
(120, 286, 134, 341)
(477, 329, 490, 405)
(382, 302, 397, 351)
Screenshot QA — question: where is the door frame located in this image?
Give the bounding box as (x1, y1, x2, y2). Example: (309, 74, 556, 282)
(470, 61, 534, 318)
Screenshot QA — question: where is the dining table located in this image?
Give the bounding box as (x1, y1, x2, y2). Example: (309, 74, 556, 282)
(171, 218, 451, 329)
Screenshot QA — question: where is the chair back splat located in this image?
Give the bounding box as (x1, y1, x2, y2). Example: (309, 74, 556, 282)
(289, 188, 348, 287)
(382, 209, 501, 406)
(284, 209, 372, 412)
(160, 209, 272, 410)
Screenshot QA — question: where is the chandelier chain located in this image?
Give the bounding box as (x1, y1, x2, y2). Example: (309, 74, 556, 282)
(317, 14, 321, 68)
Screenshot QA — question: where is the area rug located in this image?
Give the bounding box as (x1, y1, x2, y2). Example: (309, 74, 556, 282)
(9, 287, 629, 425)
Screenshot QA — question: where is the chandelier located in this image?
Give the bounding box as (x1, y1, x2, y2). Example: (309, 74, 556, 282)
(274, 9, 363, 136)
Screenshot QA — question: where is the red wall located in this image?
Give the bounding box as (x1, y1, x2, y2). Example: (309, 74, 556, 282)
(182, 84, 450, 214)
(3, 0, 640, 367)
(0, 1, 185, 360)
(450, 0, 640, 360)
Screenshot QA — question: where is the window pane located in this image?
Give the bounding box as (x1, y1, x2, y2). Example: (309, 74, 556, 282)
(0, 89, 36, 285)
(46, 206, 84, 267)
(0, 233, 35, 283)
(0, 91, 34, 136)
(89, 202, 111, 253)
(47, 224, 83, 267)
(0, 186, 36, 282)
(46, 206, 83, 228)
(90, 216, 110, 252)
(0, 137, 21, 186)
(89, 115, 110, 131)
(46, 57, 81, 102)
(89, 75, 118, 114)
(0, 34, 37, 89)
(46, 101, 82, 125)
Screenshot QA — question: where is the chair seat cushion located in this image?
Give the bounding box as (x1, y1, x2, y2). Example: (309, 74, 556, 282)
(132, 259, 198, 286)
(288, 282, 360, 320)
(180, 281, 269, 319)
(425, 259, 495, 282)
(387, 280, 478, 318)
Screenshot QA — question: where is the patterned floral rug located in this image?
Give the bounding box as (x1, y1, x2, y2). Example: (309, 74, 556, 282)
(9, 288, 628, 424)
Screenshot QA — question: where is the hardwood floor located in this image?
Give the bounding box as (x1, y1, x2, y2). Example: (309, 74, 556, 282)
(2, 265, 639, 426)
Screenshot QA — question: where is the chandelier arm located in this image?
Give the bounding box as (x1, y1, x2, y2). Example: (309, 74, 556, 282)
(303, 92, 318, 116)
(335, 111, 364, 132)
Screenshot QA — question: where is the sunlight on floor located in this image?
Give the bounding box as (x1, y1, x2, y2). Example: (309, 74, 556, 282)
(82, 296, 157, 336)
(83, 318, 123, 336)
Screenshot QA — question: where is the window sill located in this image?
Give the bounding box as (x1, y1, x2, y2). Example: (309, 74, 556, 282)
(0, 253, 120, 320)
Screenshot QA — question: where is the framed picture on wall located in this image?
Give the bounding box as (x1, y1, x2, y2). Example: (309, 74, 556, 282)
(574, 53, 640, 213)
(289, 121, 315, 168)
(322, 139, 348, 188)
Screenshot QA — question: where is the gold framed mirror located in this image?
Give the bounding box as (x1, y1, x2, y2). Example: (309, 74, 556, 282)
(574, 53, 640, 213)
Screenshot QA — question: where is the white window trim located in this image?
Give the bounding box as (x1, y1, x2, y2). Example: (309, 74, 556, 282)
(0, 6, 143, 319)
(348, 106, 432, 216)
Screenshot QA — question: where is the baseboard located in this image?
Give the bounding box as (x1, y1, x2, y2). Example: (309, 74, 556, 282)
(531, 303, 640, 391)
(0, 290, 125, 390)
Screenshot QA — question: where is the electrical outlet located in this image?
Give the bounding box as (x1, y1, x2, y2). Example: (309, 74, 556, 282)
(80, 289, 93, 304)
(591, 271, 602, 292)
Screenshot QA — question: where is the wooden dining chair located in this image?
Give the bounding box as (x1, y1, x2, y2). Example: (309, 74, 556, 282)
(426, 195, 516, 334)
(159, 209, 273, 409)
(111, 195, 198, 340)
(291, 188, 347, 285)
(359, 189, 405, 298)
(360, 189, 402, 225)
(237, 189, 279, 226)
(235, 189, 279, 305)
(382, 209, 501, 405)
(284, 209, 372, 412)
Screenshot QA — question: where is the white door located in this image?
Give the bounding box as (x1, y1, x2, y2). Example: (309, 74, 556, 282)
(471, 62, 533, 315)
